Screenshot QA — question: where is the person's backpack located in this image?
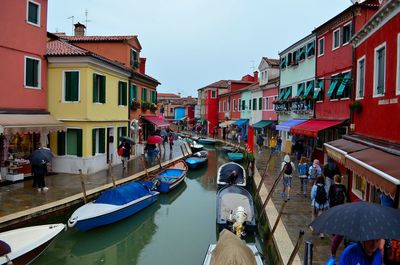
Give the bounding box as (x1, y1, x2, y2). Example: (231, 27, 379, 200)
(315, 184, 327, 206)
(333, 185, 346, 205)
(284, 162, 293, 175)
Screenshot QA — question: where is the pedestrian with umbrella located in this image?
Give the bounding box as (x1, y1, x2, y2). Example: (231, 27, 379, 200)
(30, 147, 52, 192)
(118, 139, 132, 169)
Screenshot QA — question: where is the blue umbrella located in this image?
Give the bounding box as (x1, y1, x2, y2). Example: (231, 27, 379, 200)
(29, 148, 53, 166)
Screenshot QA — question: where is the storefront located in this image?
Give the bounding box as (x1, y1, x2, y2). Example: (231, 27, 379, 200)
(0, 114, 65, 181)
(140, 115, 169, 140)
(276, 119, 308, 154)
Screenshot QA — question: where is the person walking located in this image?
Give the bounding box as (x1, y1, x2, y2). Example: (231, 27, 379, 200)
(324, 157, 340, 190)
(328, 174, 347, 208)
(310, 175, 329, 238)
(276, 135, 282, 153)
(281, 154, 295, 200)
(118, 140, 131, 169)
(338, 240, 382, 265)
(168, 133, 174, 151)
(308, 159, 321, 189)
(256, 133, 264, 153)
(269, 136, 277, 154)
(32, 160, 48, 192)
(297, 156, 309, 196)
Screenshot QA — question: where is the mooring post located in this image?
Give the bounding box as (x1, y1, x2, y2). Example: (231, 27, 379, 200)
(255, 153, 273, 196)
(264, 200, 287, 254)
(303, 240, 313, 265)
(258, 168, 285, 219)
(141, 154, 149, 178)
(108, 156, 116, 188)
(79, 169, 87, 204)
(287, 230, 305, 265)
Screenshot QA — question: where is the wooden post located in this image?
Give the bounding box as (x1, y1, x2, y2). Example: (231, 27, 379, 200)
(258, 168, 285, 220)
(79, 169, 87, 204)
(180, 145, 185, 158)
(255, 153, 273, 196)
(287, 230, 305, 265)
(264, 200, 287, 253)
(141, 154, 149, 178)
(108, 156, 116, 188)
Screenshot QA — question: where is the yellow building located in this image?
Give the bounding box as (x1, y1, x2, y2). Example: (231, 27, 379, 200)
(47, 39, 131, 174)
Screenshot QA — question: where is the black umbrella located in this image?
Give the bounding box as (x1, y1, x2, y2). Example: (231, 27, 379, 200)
(309, 201, 400, 241)
(119, 135, 135, 144)
(29, 147, 53, 166)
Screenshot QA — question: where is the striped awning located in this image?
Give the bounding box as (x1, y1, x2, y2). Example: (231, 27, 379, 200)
(0, 114, 65, 135)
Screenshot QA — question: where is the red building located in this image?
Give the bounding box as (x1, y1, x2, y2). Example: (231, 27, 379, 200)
(290, 0, 380, 163)
(325, 0, 400, 205)
(0, 0, 64, 179)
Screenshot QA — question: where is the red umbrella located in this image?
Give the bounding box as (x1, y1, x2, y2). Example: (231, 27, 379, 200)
(147, 135, 163, 144)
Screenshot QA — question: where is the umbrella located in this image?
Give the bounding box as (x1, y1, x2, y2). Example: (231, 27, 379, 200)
(147, 135, 163, 144)
(29, 147, 53, 166)
(119, 135, 135, 144)
(309, 201, 400, 241)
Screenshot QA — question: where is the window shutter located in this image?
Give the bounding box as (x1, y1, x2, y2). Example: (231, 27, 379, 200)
(65, 72, 71, 101)
(33, 60, 39, 87)
(71, 71, 79, 101)
(57, 131, 66, 155)
(100, 76, 106, 103)
(77, 129, 83, 157)
(92, 129, 96, 155)
(26, 58, 33, 86)
(123, 82, 127, 105)
(118, 82, 122, 105)
(99, 128, 105, 153)
(122, 127, 127, 136)
(93, 74, 98, 102)
(28, 2, 38, 24)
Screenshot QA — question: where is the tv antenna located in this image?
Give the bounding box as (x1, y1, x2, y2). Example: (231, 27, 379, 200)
(67, 16, 74, 35)
(250, 60, 255, 72)
(84, 9, 93, 35)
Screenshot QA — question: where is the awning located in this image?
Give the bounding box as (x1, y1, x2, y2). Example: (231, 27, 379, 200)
(324, 138, 370, 165)
(141, 115, 169, 128)
(290, 120, 343, 137)
(0, 114, 65, 135)
(252, 120, 274, 128)
(283, 88, 291, 100)
(278, 90, 285, 100)
(233, 119, 249, 126)
(297, 84, 304, 96)
(336, 72, 351, 96)
(276, 119, 307, 132)
(219, 120, 235, 128)
(303, 81, 313, 97)
(345, 148, 400, 199)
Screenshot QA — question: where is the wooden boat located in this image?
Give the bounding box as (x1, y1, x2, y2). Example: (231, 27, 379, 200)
(203, 230, 263, 265)
(217, 162, 246, 187)
(68, 181, 159, 231)
(153, 160, 187, 193)
(185, 151, 208, 169)
(190, 141, 204, 152)
(227, 152, 244, 162)
(216, 186, 256, 235)
(221, 146, 237, 153)
(0, 223, 65, 265)
(198, 138, 216, 145)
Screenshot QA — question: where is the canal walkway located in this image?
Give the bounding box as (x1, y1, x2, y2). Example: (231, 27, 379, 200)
(0, 141, 191, 230)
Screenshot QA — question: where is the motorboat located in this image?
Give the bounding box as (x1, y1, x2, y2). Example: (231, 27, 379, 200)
(217, 162, 246, 187)
(185, 151, 208, 169)
(153, 160, 188, 193)
(198, 138, 216, 145)
(227, 152, 244, 162)
(190, 141, 204, 153)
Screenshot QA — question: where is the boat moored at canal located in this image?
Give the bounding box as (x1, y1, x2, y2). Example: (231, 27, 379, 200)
(68, 182, 159, 231)
(217, 162, 246, 187)
(185, 151, 208, 169)
(153, 160, 188, 193)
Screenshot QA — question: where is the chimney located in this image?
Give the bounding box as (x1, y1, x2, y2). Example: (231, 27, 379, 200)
(139, 58, 146, 74)
(74, 22, 86, 36)
(253, 71, 258, 81)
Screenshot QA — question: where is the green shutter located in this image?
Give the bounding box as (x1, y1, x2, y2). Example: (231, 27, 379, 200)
(258, 98, 262, 110)
(28, 2, 38, 24)
(122, 82, 127, 105)
(283, 88, 291, 100)
(100, 76, 106, 103)
(71, 72, 79, 101)
(77, 129, 83, 157)
(122, 127, 127, 136)
(297, 83, 304, 96)
(57, 131, 65, 155)
(65, 72, 71, 101)
(26, 58, 34, 86)
(327, 80, 338, 97)
(99, 128, 105, 153)
(92, 129, 96, 156)
(118, 82, 122, 105)
(32, 60, 39, 87)
(278, 90, 285, 100)
(304, 82, 314, 97)
(93, 74, 98, 102)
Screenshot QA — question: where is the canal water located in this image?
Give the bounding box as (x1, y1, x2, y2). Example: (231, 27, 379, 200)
(32, 147, 260, 265)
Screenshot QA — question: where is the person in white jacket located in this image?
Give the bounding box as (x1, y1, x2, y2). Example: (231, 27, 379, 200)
(281, 154, 296, 200)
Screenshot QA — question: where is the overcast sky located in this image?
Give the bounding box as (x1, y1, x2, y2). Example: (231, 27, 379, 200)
(48, 0, 351, 97)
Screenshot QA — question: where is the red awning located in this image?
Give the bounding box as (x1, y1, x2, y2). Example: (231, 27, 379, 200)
(141, 116, 169, 128)
(324, 138, 370, 165)
(345, 148, 400, 199)
(290, 120, 343, 137)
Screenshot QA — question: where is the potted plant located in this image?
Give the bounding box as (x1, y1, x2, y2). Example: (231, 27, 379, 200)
(141, 101, 150, 111)
(150, 103, 158, 111)
(130, 99, 140, 111)
(349, 100, 362, 112)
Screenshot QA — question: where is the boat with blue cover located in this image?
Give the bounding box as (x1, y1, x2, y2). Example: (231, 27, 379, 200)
(227, 152, 244, 162)
(67, 181, 159, 231)
(153, 160, 188, 193)
(217, 162, 246, 187)
(221, 146, 237, 153)
(198, 138, 216, 145)
(185, 151, 208, 169)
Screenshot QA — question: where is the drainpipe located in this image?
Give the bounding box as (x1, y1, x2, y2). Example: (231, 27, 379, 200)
(349, 9, 356, 134)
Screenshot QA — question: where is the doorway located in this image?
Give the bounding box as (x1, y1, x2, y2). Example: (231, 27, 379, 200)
(107, 127, 114, 164)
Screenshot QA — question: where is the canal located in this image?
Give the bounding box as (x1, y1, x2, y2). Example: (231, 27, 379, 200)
(32, 147, 261, 265)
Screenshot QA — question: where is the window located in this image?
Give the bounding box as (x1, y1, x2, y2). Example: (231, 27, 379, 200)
(342, 22, 352, 45)
(352, 174, 366, 200)
(333, 28, 340, 50)
(328, 72, 351, 100)
(318, 38, 325, 56)
(258, 97, 262, 110)
(249, 100, 251, 110)
(356, 57, 365, 99)
(64, 71, 79, 102)
(27, 1, 40, 26)
(130, 84, 138, 101)
(150, 90, 157, 104)
(93, 74, 106, 103)
(265, 97, 269, 110)
(25, 56, 40, 88)
(92, 128, 105, 155)
(287, 53, 292, 65)
(219, 102, 222, 112)
(297, 46, 306, 62)
(292, 50, 298, 65)
(241, 100, 245, 110)
(57, 129, 83, 157)
(211, 90, 216, 98)
(130, 49, 138, 67)
(264, 71, 268, 81)
(118, 81, 127, 106)
(117, 127, 127, 145)
(252, 98, 256, 110)
(315, 79, 324, 102)
(327, 74, 340, 100)
(142, 87, 148, 101)
(238, 98, 241, 111)
(374, 43, 386, 96)
(306, 41, 315, 57)
(280, 57, 287, 69)
(223, 101, 227, 111)
(233, 99, 237, 111)
(297, 83, 305, 97)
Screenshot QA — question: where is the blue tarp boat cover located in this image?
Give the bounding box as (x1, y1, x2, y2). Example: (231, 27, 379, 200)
(219, 164, 244, 183)
(95, 182, 153, 206)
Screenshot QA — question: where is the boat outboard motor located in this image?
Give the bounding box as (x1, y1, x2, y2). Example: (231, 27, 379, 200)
(0, 240, 13, 264)
(231, 206, 248, 237)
